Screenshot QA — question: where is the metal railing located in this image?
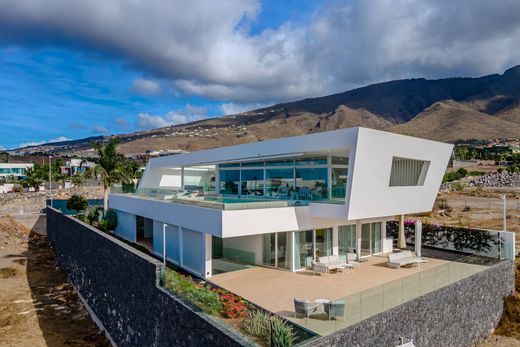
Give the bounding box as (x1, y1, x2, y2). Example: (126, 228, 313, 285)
(111, 186, 345, 210)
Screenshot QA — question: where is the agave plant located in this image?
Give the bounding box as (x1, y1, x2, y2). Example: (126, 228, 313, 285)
(269, 316, 296, 347)
(242, 310, 270, 338)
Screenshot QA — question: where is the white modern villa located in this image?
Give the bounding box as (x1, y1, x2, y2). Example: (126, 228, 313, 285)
(109, 127, 453, 279)
(0, 163, 34, 179)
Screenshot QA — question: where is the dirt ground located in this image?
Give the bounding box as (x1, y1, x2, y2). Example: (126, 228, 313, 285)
(0, 214, 109, 347)
(414, 188, 520, 253)
(1, 186, 518, 346)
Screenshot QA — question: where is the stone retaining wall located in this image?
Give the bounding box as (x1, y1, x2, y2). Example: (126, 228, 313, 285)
(306, 260, 514, 347)
(46, 207, 250, 347)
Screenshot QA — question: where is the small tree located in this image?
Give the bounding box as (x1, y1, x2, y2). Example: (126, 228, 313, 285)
(66, 194, 88, 214)
(85, 139, 131, 211)
(99, 209, 118, 231)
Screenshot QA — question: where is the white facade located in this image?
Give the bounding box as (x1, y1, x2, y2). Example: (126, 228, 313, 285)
(109, 127, 452, 278)
(0, 163, 34, 179)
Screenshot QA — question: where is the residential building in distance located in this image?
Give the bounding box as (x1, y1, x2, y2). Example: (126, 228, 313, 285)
(0, 163, 34, 179)
(60, 158, 95, 176)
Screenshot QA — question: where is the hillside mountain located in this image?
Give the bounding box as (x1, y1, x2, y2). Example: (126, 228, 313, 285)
(13, 65, 520, 156)
(388, 100, 520, 142)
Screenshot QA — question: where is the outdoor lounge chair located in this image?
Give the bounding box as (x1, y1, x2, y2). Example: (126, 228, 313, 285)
(315, 255, 348, 274)
(312, 261, 328, 275)
(324, 300, 346, 321)
(387, 250, 428, 269)
(294, 299, 319, 319)
(346, 253, 360, 267)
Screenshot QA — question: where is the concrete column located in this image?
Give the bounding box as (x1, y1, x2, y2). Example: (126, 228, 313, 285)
(203, 233, 212, 278)
(398, 214, 407, 249)
(415, 220, 422, 257)
(332, 226, 339, 256)
(179, 226, 184, 266)
(355, 220, 362, 260)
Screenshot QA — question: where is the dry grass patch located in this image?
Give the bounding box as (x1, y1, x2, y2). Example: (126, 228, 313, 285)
(494, 260, 520, 339)
(0, 267, 16, 279)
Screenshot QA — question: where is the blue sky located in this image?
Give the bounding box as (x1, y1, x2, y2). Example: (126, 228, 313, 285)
(0, 0, 323, 149)
(0, 0, 518, 149)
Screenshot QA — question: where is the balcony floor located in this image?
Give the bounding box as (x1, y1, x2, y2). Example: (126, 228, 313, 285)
(209, 254, 488, 336)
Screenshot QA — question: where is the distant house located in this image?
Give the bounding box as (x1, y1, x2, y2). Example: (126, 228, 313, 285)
(0, 163, 34, 179)
(109, 127, 453, 279)
(60, 159, 95, 176)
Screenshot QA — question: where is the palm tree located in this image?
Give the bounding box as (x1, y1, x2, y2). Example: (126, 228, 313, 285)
(86, 139, 130, 211)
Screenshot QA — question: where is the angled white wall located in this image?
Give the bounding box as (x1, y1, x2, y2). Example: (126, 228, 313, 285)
(346, 128, 453, 220)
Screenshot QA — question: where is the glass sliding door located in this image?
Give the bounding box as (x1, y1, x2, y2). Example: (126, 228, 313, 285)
(295, 168, 328, 200)
(315, 228, 332, 259)
(360, 222, 383, 256)
(219, 169, 240, 195)
(266, 168, 294, 198)
(262, 233, 276, 267)
(331, 167, 348, 199)
(338, 225, 356, 256)
(277, 232, 292, 270)
(361, 223, 371, 257)
(240, 169, 264, 196)
(371, 222, 382, 254)
(294, 230, 313, 269)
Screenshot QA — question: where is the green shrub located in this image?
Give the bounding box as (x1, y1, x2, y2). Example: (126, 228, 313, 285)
(452, 182, 464, 191)
(270, 315, 296, 347)
(442, 171, 463, 183)
(66, 194, 88, 214)
(456, 167, 468, 177)
(86, 207, 102, 225)
(99, 210, 117, 231)
(162, 269, 222, 315)
(242, 310, 270, 338)
(467, 171, 485, 176)
(76, 214, 88, 223)
(498, 167, 505, 173)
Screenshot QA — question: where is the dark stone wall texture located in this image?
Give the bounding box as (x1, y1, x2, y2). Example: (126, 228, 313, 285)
(306, 259, 514, 347)
(47, 208, 250, 347)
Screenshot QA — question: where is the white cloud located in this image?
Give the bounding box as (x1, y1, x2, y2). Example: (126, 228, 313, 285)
(93, 126, 109, 134)
(131, 78, 161, 95)
(219, 102, 269, 116)
(0, 145, 6, 151)
(19, 136, 71, 148)
(135, 104, 209, 130)
(114, 117, 129, 128)
(1, 0, 520, 103)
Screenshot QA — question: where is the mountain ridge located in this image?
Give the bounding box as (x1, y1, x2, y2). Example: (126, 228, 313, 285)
(11, 65, 520, 155)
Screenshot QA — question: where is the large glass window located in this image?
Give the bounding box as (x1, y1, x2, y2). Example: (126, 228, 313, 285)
(217, 154, 347, 202)
(219, 170, 240, 194)
(315, 228, 332, 259)
(240, 169, 264, 196)
(262, 233, 276, 267)
(361, 223, 371, 257)
(338, 225, 356, 255)
(295, 156, 327, 166)
(295, 168, 328, 200)
(331, 167, 348, 199)
(241, 161, 264, 167)
(277, 232, 292, 270)
(371, 222, 382, 254)
(294, 230, 313, 269)
(361, 222, 382, 256)
(332, 156, 348, 165)
(265, 159, 294, 166)
(266, 168, 294, 197)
